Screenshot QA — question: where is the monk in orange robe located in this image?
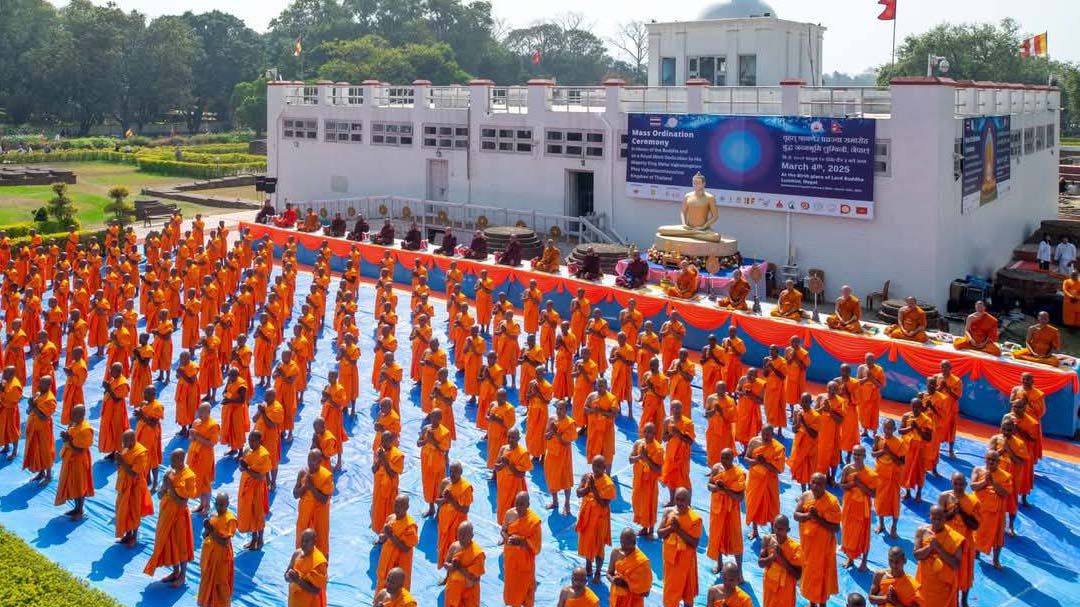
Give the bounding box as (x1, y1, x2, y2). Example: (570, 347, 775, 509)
(253, 312, 276, 387)
(826, 285, 862, 333)
(502, 491, 543, 607)
(839, 445, 878, 571)
(585, 309, 609, 375)
(187, 403, 219, 515)
(770, 279, 803, 320)
(609, 333, 636, 412)
(294, 448, 334, 556)
(638, 358, 669, 435)
(571, 349, 598, 431)
(899, 398, 934, 502)
(1063, 270, 1080, 326)
(705, 381, 738, 466)
(0, 366, 21, 458)
(134, 386, 164, 490)
(523, 372, 552, 460)
(532, 239, 561, 273)
(914, 505, 964, 607)
(22, 376, 56, 484)
(872, 419, 906, 537)
(419, 409, 452, 516)
(540, 302, 561, 370)
(606, 528, 653, 607)
(629, 423, 664, 537)
(55, 404, 94, 518)
(286, 529, 328, 607)
(885, 297, 928, 342)
(99, 362, 130, 456)
(576, 455, 616, 582)
(544, 400, 576, 514)
(868, 547, 920, 607)
(221, 368, 251, 454)
(758, 514, 803, 607)
(707, 449, 746, 576)
(436, 461, 473, 568)
(152, 310, 174, 383)
(667, 349, 695, 410)
(991, 415, 1030, 533)
(637, 321, 661, 381)
(494, 429, 532, 522)
(1010, 372, 1045, 460)
(744, 425, 785, 539)
(661, 401, 695, 505)
(658, 487, 703, 606)
(198, 493, 237, 607)
(553, 322, 578, 399)
(144, 449, 198, 586)
(707, 563, 754, 607)
(721, 326, 747, 390)
(701, 335, 725, 404)
(420, 338, 448, 413)
(666, 260, 699, 299)
(971, 449, 1012, 569)
(237, 431, 272, 550)
(718, 269, 751, 310)
(760, 347, 787, 434)
(659, 312, 685, 371)
(372, 431, 405, 533)
(376, 495, 419, 593)
(273, 351, 301, 440)
(735, 369, 765, 451)
(783, 337, 809, 410)
(112, 430, 153, 547)
(584, 379, 618, 469)
(5, 321, 28, 387)
(443, 521, 486, 607)
(939, 473, 979, 606)
(32, 331, 59, 396)
(794, 473, 842, 607)
(953, 300, 1001, 355)
(486, 388, 517, 468)
(1012, 311, 1061, 366)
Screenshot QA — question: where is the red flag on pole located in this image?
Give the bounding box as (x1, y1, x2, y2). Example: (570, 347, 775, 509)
(877, 0, 896, 20)
(531, 50, 542, 65)
(1020, 37, 1032, 57)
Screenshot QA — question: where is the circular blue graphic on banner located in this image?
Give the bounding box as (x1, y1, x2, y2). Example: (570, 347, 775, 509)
(708, 119, 775, 185)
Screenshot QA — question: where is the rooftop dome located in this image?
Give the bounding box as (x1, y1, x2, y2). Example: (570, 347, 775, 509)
(698, 0, 777, 19)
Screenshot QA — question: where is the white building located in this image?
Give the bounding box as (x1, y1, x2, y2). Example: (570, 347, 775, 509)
(266, 76, 1060, 308)
(646, 1, 825, 87)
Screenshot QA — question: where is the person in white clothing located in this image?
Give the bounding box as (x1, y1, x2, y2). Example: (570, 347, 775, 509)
(1055, 236, 1077, 275)
(1037, 234, 1053, 271)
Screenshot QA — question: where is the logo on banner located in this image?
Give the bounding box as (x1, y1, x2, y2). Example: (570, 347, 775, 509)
(649, 116, 662, 128)
(840, 204, 851, 215)
(856, 206, 868, 215)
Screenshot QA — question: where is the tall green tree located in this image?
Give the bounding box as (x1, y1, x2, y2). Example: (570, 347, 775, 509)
(180, 10, 262, 133)
(131, 16, 199, 131)
(231, 77, 268, 135)
(0, 0, 58, 124)
(317, 35, 469, 84)
(504, 20, 614, 85)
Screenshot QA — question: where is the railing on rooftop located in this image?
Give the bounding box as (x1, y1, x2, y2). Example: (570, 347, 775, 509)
(429, 86, 470, 110)
(798, 87, 891, 117)
(548, 87, 606, 112)
(330, 86, 364, 106)
(489, 87, 529, 114)
(703, 86, 781, 115)
(618, 86, 688, 114)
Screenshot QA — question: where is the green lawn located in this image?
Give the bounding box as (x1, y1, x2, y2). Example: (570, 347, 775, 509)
(0, 162, 244, 229)
(0, 525, 120, 607)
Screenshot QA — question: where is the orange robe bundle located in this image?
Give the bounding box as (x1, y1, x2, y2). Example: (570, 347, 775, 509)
(115, 442, 154, 537)
(707, 464, 746, 560)
(631, 438, 664, 530)
(502, 509, 542, 607)
(797, 492, 841, 604)
(143, 466, 197, 575)
(840, 465, 879, 560)
(661, 508, 703, 607)
(575, 473, 615, 559)
(197, 510, 237, 607)
(375, 514, 419, 593)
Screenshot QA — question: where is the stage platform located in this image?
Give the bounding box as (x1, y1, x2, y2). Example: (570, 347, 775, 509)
(0, 229, 1076, 607)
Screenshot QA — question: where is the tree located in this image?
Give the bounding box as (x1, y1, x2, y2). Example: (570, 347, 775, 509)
(231, 77, 268, 135)
(131, 16, 199, 131)
(505, 19, 614, 85)
(179, 11, 262, 133)
(608, 21, 648, 84)
(105, 186, 136, 225)
(317, 35, 469, 84)
(0, 0, 59, 124)
(45, 183, 77, 228)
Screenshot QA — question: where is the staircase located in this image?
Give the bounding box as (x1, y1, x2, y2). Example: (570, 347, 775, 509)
(996, 219, 1079, 306)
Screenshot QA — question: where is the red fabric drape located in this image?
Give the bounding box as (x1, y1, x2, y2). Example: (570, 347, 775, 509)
(975, 358, 1080, 394)
(667, 301, 731, 332)
(733, 314, 810, 348)
(525, 272, 566, 294)
(608, 290, 667, 316)
(808, 327, 895, 363)
(891, 342, 979, 378)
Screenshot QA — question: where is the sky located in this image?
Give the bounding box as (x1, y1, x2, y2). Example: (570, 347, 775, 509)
(47, 0, 1078, 74)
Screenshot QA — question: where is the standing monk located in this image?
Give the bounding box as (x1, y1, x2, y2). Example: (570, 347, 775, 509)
(502, 491, 542, 607)
(55, 404, 94, 519)
(971, 450, 1012, 570)
(576, 455, 615, 582)
(294, 449, 334, 556)
(607, 528, 653, 607)
(443, 521, 486, 607)
(435, 461, 473, 568)
(661, 401, 695, 505)
(783, 337, 809, 415)
(372, 431, 405, 533)
(99, 362, 130, 457)
(144, 449, 198, 587)
(868, 547, 919, 607)
(375, 495, 419, 593)
(704, 381, 736, 465)
(638, 358, 669, 435)
(856, 354, 886, 437)
(658, 487, 703, 607)
(707, 449, 746, 577)
(197, 493, 237, 607)
(794, 473, 841, 607)
(22, 376, 56, 484)
(494, 428, 531, 523)
(187, 403, 219, 515)
(1063, 270, 1080, 327)
(914, 505, 964, 607)
(418, 409, 451, 517)
(872, 419, 906, 538)
(286, 529, 328, 607)
(629, 422, 664, 537)
(939, 473, 979, 607)
(544, 399, 577, 514)
(759, 515, 803, 607)
(744, 425, 785, 540)
(237, 431, 272, 551)
(115, 430, 153, 547)
(839, 445, 878, 571)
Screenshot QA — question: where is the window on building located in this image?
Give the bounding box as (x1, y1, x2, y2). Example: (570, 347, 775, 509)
(545, 129, 604, 158)
(619, 132, 628, 159)
(324, 120, 363, 143)
(738, 55, 757, 86)
(661, 57, 677, 86)
(479, 127, 532, 154)
(873, 139, 891, 176)
(1047, 123, 1055, 149)
(371, 122, 414, 147)
(423, 124, 469, 150)
(688, 56, 727, 86)
(1035, 125, 1046, 151)
(1024, 127, 1035, 155)
(282, 118, 317, 140)
(1010, 130, 1021, 161)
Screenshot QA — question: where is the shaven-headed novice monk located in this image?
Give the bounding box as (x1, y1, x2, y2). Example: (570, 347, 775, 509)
(1012, 311, 1061, 366)
(419, 408, 452, 517)
(576, 455, 615, 582)
(770, 279, 803, 320)
(375, 567, 418, 607)
(718, 269, 751, 310)
(198, 492, 237, 607)
(868, 546, 919, 607)
(794, 473, 842, 607)
(759, 514, 803, 607)
(55, 404, 94, 519)
(658, 487, 703, 607)
(435, 461, 473, 567)
(971, 449, 1012, 570)
(707, 562, 753, 607)
(707, 448, 746, 577)
(840, 444, 879, 571)
(886, 296, 929, 342)
(939, 473, 979, 607)
(295, 448, 334, 556)
(503, 491, 542, 607)
(443, 521, 486, 607)
(376, 495, 419, 593)
(559, 566, 600, 607)
(144, 448, 197, 586)
(629, 422, 664, 537)
(115, 429, 153, 547)
(914, 505, 964, 607)
(372, 430, 405, 534)
(666, 260, 699, 299)
(745, 424, 785, 540)
(237, 430, 272, 551)
(607, 527, 653, 607)
(286, 528, 328, 607)
(953, 300, 1001, 355)
(826, 285, 862, 333)
(23, 375, 56, 485)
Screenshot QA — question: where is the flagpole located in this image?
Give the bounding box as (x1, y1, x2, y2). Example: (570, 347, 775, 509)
(891, 1, 897, 65)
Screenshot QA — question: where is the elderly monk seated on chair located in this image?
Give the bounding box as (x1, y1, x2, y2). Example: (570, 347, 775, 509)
(400, 222, 424, 251)
(771, 279, 803, 320)
(495, 234, 522, 267)
(885, 296, 928, 342)
(531, 239, 561, 273)
(666, 259, 699, 299)
(371, 219, 395, 246)
(718, 268, 751, 310)
(1012, 311, 1061, 366)
(433, 229, 457, 256)
(298, 208, 322, 233)
(954, 300, 1001, 356)
(615, 251, 649, 289)
(462, 230, 488, 260)
(826, 285, 862, 333)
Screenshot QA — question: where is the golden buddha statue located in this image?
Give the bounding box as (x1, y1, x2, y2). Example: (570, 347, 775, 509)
(657, 172, 721, 243)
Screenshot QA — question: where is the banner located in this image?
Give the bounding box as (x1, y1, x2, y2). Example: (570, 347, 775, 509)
(962, 115, 1011, 214)
(625, 113, 877, 220)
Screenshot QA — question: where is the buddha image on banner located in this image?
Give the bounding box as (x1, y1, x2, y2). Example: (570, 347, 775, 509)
(961, 115, 1011, 214)
(624, 113, 877, 220)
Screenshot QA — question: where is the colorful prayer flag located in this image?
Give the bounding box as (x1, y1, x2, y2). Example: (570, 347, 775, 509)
(877, 0, 896, 21)
(1021, 32, 1048, 58)
(293, 35, 303, 57)
(531, 50, 541, 65)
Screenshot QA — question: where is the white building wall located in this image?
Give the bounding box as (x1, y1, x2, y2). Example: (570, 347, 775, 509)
(266, 79, 1060, 308)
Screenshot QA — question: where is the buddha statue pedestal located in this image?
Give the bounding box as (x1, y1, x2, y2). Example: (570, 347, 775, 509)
(649, 233, 740, 272)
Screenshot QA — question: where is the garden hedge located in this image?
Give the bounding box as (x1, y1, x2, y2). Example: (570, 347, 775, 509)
(0, 526, 121, 607)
